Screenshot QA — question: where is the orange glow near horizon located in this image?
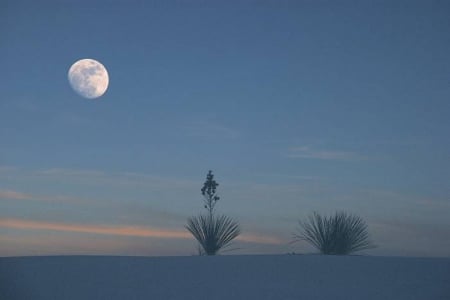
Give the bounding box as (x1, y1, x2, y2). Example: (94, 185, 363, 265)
(0, 218, 282, 245)
(0, 218, 190, 239)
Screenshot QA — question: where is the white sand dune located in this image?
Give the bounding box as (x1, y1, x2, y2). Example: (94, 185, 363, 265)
(1, 255, 449, 300)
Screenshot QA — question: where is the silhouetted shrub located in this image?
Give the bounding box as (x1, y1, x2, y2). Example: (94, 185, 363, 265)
(186, 214, 240, 255)
(293, 211, 375, 255)
(186, 170, 241, 255)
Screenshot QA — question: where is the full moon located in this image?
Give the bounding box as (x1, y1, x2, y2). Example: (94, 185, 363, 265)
(68, 59, 109, 99)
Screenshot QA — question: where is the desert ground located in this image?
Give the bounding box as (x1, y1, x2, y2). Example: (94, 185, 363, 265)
(1, 254, 449, 300)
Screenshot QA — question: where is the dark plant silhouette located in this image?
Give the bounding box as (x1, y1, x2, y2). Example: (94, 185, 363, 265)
(186, 170, 241, 255)
(201, 170, 220, 215)
(293, 211, 375, 255)
(186, 214, 240, 255)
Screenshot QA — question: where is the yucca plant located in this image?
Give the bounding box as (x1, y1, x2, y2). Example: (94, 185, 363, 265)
(293, 211, 375, 255)
(186, 214, 240, 255)
(186, 171, 241, 255)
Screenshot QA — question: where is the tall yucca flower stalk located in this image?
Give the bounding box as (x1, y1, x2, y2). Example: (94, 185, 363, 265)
(186, 171, 241, 255)
(293, 212, 375, 255)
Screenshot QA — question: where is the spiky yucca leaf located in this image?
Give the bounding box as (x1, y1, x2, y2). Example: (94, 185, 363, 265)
(294, 212, 375, 255)
(186, 214, 241, 255)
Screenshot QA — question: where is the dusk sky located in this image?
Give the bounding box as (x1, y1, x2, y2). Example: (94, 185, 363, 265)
(1, 0, 449, 257)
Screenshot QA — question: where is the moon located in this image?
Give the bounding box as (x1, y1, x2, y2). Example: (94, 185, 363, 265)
(68, 59, 109, 99)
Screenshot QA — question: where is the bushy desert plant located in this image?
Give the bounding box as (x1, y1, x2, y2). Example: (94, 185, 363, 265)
(186, 214, 240, 255)
(293, 211, 375, 255)
(186, 171, 241, 255)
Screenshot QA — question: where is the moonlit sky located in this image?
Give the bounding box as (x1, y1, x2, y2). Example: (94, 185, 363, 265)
(1, 0, 449, 257)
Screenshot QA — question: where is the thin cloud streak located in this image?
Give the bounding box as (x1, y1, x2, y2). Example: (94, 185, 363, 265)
(0, 218, 190, 239)
(287, 146, 365, 161)
(237, 234, 282, 245)
(183, 121, 240, 139)
(0, 188, 89, 204)
(0, 167, 200, 194)
(0, 189, 30, 200)
(0, 218, 281, 245)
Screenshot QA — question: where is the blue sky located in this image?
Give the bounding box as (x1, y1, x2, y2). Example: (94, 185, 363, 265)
(1, 0, 449, 257)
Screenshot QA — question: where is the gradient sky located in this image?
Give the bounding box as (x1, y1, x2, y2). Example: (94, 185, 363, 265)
(1, 0, 449, 257)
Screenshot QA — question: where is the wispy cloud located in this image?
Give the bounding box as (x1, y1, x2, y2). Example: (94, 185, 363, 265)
(0, 188, 91, 204)
(237, 233, 282, 244)
(252, 172, 319, 181)
(0, 218, 190, 239)
(35, 168, 198, 188)
(0, 166, 199, 190)
(0, 218, 281, 245)
(183, 121, 240, 139)
(0, 189, 30, 200)
(286, 146, 365, 161)
(369, 220, 450, 257)
(0, 166, 19, 172)
(36, 168, 106, 177)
